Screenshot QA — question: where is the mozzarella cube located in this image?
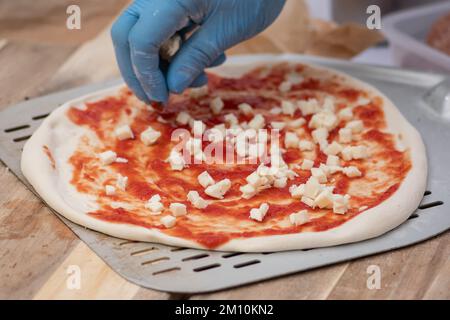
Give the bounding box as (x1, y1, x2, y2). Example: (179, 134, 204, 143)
(99, 150, 117, 165)
(205, 179, 231, 199)
(149, 194, 161, 203)
(324, 141, 342, 156)
(289, 184, 305, 198)
(160, 215, 176, 228)
(338, 107, 353, 121)
(314, 189, 334, 209)
(248, 114, 265, 130)
(271, 121, 286, 130)
(105, 185, 116, 196)
(140, 126, 161, 146)
(285, 132, 300, 148)
(224, 113, 239, 126)
(192, 120, 206, 136)
(311, 167, 327, 183)
(249, 203, 269, 222)
(115, 157, 128, 163)
(210, 97, 224, 115)
(311, 128, 329, 144)
(351, 146, 369, 159)
(289, 210, 310, 226)
(346, 120, 364, 133)
(187, 191, 209, 209)
(169, 203, 187, 217)
(343, 166, 362, 177)
(322, 97, 336, 112)
(274, 177, 288, 188)
(288, 118, 306, 128)
(145, 201, 164, 214)
(168, 150, 185, 171)
(299, 140, 315, 151)
(238, 103, 253, 115)
(198, 171, 215, 188)
(301, 196, 315, 208)
(189, 86, 208, 99)
(270, 107, 282, 115)
(298, 98, 320, 116)
(309, 111, 338, 131)
(303, 176, 321, 199)
(326, 155, 340, 166)
(341, 146, 353, 161)
(279, 81, 292, 93)
(281, 101, 296, 117)
(240, 184, 257, 199)
(301, 159, 314, 170)
(333, 194, 350, 214)
(246, 171, 262, 187)
(116, 174, 128, 191)
(115, 125, 134, 141)
(176, 111, 192, 125)
(338, 128, 353, 144)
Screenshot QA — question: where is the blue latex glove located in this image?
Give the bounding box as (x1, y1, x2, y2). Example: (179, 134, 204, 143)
(111, 0, 286, 103)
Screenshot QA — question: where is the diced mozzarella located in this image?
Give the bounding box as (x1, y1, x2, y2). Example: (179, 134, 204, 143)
(322, 97, 336, 112)
(333, 194, 350, 214)
(284, 132, 299, 148)
(189, 86, 208, 99)
(192, 120, 206, 136)
(140, 126, 161, 146)
(351, 146, 369, 159)
(149, 194, 161, 203)
(176, 111, 192, 125)
(168, 150, 186, 171)
(281, 101, 296, 117)
(341, 146, 353, 161)
(324, 141, 342, 156)
(145, 201, 164, 214)
(99, 150, 117, 165)
(115, 157, 128, 163)
(314, 189, 334, 209)
(210, 97, 224, 115)
(303, 176, 321, 199)
(157, 116, 168, 124)
(270, 107, 282, 115)
(338, 128, 352, 144)
(301, 196, 315, 208)
(298, 140, 315, 151)
(205, 179, 231, 199)
(279, 81, 292, 93)
(311, 167, 327, 183)
(311, 128, 329, 144)
(309, 111, 338, 131)
(346, 120, 364, 133)
(116, 174, 128, 191)
(326, 155, 340, 166)
(289, 184, 305, 199)
(224, 113, 239, 126)
(105, 185, 116, 196)
(288, 118, 306, 128)
(198, 171, 215, 188)
(248, 114, 265, 130)
(169, 203, 187, 217)
(187, 191, 209, 209)
(238, 103, 254, 115)
(289, 210, 310, 226)
(298, 98, 320, 116)
(115, 125, 134, 141)
(271, 121, 286, 130)
(343, 166, 362, 177)
(249, 203, 269, 222)
(338, 107, 353, 121)
(274, 177, 287, 188)
(301, 159, 314, 170)
(160, 215, 176, 228)
(246, 171, 263, 187)
(240, 184, 257, 199)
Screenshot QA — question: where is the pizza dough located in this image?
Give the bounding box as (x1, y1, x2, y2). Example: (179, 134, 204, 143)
(21, 55, 427, 252)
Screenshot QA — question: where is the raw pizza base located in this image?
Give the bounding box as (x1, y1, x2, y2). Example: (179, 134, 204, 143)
(21, 54, 427, 252)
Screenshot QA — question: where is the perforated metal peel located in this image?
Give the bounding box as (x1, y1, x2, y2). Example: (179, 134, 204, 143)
(1, 55, 449, 293)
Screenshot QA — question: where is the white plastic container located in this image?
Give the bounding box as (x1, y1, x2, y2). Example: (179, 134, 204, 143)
(383, 1, 450, 73)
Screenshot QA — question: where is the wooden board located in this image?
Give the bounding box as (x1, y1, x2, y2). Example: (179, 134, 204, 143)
(0, 3, 448, 300)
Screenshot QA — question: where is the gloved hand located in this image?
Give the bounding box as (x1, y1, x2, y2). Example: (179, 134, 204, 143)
(111, 0, 286, 103)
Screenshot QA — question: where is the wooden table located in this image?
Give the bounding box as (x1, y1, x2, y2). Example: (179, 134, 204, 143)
(0, 13, 448, 300)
